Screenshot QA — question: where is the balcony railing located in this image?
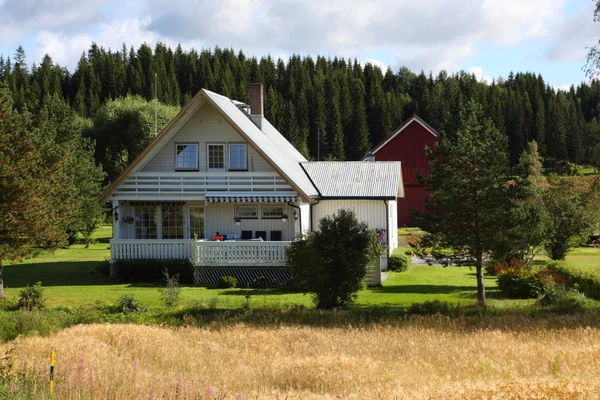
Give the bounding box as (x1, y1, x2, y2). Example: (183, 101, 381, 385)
(111, 172, 294, 200)
(110, 239, 195, 260)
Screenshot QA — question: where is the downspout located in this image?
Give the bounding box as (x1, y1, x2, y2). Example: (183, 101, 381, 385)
(309, 200, 320, 232)
(384, 200, 390, 264)
(287, 201, 302, 238)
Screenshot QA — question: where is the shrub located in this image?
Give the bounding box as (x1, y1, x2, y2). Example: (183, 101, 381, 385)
(97, 260, 110, 276)
(218, 276, 237, 289)
(484, 259, 525, 276)
(540, 286, 588, 313)
(407, 300, 454, 316)
(252, 275, 269, 289)
(546, 261, 600, 300)
(496, 268, 544, 299)
(114, 294, 145, 314)
(287, 209, 381, 309)
(158, 269, 182, 308)
(407, 235, 421, 248)
(17, 282, 47, 310)
(111, 259, 193, 283)
(389, 251, 411, 272)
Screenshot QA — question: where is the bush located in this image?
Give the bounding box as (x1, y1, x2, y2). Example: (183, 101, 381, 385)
(218, 276, 237, 289)
(546, 261, 600, 300)
(484, 259, 525, 276)
(389, 251, 411, 272)
(407, 300, 454, 316)
(407, 235, 421, 248)
(111, 259, 193, 283)
(97, 260, 110, 276)
(252, 275, 269, 289)
(158, 269, 181, 308)
(17, 282, 47, 310)
(287, 209, 381, 309)
(114, 294, 145, 314)
(540, 286, 588, 313)
(496, 268, 544, 299)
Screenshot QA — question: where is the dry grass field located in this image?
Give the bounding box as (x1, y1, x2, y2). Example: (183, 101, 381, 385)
(3, 318, 600, 399)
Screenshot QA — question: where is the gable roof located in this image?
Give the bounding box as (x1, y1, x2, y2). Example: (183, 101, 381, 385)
(301, 161, 404, 199)
(363, 114, 439, 159)
(100, 89, 319, 202)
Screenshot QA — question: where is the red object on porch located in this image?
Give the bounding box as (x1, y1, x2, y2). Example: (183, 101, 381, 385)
(363, 115, 439, 226)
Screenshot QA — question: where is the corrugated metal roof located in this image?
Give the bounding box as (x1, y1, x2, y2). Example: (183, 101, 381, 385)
(301, 162, 403, 199)
(203, 90, 319, 199)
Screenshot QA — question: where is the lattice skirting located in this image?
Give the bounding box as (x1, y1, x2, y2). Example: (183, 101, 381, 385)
(195, 267, 291, 287)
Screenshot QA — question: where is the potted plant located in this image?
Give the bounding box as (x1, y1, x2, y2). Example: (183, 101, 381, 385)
(281, 213, 289, 222)
(125, 216, 135, 225)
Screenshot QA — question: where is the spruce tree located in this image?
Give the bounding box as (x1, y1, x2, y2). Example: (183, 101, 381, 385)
(414, 101, 511, 306)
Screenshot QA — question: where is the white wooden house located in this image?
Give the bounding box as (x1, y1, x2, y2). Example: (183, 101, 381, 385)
(101, 84, 403, 285)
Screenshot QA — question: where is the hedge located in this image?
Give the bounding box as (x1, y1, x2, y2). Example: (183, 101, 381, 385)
(546, 261, 600, 300)
(389, 249, 411, 272)
(111, 259, 194, 284)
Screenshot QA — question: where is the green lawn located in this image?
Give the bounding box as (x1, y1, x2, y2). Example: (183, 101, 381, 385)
(2, 226, 599, 310)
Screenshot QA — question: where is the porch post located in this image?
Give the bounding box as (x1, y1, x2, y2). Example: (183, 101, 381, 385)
(113, 200, 120, 239)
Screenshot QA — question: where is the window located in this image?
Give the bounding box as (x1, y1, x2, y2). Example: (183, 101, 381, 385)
(175, 144, 198, 170)
(234, 205, 258, 218)
(135, 205, 157, 239)
(189, 206, 205, 239)
(262, 205, 284, 218)
(229, 144, 247, 170)
(208, 144, 225, 170)
(162, 204, 184, 239)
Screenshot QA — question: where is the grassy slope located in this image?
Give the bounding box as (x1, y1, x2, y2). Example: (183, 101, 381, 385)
(3, 226, 600, 309)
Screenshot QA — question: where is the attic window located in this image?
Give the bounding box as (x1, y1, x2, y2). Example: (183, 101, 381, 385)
(229, 144, 247, 170)
(208, 143, 225, 170)
(175, 143, 198, 170)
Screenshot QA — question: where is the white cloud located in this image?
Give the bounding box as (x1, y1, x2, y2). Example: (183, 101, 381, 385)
(468, 66, 494, 84)
(0, 0, 575, 75)
(546, 2, 600, 63)
(362, 58, 388, 72)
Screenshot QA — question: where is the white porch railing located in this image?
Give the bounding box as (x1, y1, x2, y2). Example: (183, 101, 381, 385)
(111, 172, 295, 200)
(196, 241, 291, 266)
(110, 239, 291, 267)
(110, 239, 194, 260)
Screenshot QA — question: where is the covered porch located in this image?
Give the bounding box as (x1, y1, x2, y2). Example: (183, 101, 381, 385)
(109, 192, 304, 268)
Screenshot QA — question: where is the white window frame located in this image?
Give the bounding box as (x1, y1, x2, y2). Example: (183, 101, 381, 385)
(207, 143, 226, 171)
(261, 205, 284, 219)
(187, 205, 205, 240)
(234, 205, 258, 219)
(228, 143, 248, 171)
(174, 143, 199, 171)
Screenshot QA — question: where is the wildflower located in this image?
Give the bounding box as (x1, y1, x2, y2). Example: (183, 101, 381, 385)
(206, 386, 213, 394)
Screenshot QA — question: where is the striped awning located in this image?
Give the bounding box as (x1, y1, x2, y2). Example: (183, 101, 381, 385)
(206, 192, 298, 203)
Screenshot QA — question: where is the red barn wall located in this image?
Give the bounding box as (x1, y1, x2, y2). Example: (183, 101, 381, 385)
(372, 119, 437, 226)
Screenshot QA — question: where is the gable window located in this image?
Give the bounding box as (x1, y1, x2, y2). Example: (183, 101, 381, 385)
(229, 144, 247, 170)
(175, 144, 198, 170)
(234, 205, 258, 219)
(262, 205, 284, 218)
(207, 144, 225, 170)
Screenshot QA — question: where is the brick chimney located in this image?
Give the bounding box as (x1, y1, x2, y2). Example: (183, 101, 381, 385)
(249, 83, 264, 129)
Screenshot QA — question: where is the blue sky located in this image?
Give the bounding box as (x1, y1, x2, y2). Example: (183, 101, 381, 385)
(0, 0, 598, 89)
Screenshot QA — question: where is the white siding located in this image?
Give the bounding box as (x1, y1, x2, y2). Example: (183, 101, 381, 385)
(312, 200, 396, 255)
(142, 104, 276, 173)
(205, 203, 296, 241)
(312, 200, 388, 230)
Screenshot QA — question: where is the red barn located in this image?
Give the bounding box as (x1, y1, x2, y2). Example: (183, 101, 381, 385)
(363, 115, 439, 226)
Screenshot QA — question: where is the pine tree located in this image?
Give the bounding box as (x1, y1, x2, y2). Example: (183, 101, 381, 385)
(414, 101, 511, 306)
